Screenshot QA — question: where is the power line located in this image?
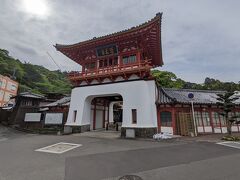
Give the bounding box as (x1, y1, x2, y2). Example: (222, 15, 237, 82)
(46, 51, 62, 70)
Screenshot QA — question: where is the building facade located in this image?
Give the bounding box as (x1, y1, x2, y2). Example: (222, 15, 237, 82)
(55, 13, 163, 137)
(0, 75, 18, 107)
(156, 88, 240, 135)
(55, 13, 240, 137)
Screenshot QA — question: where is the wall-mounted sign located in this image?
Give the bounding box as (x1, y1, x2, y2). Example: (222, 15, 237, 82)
(188, 93, 194, 99)
(45, 113, 63, 125)
(24, 113, 41, 122)
(96, 44, 118, 57)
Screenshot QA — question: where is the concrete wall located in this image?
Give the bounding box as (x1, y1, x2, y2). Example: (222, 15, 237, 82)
(66, 80, 157, 129)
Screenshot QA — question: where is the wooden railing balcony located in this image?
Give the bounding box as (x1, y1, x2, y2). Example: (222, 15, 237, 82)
(67, 60, 152, 81)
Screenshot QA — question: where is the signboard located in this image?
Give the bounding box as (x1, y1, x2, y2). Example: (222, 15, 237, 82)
(24, 113, 41, 122)
(96, 44, 118, 57)
(45, 113, 63, 125)
(188, 93, 194, 99)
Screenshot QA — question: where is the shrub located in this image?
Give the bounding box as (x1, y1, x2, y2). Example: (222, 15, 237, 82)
(222, 135, 240, 141)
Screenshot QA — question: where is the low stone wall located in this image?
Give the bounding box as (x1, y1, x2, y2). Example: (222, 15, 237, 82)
(65, 124, 90, 134)
(121, 127, 157, 138)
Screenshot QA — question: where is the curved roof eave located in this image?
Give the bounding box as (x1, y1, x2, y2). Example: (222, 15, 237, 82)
(55, 12, 163, 50)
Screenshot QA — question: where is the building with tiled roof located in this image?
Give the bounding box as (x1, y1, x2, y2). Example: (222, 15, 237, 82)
(156, 88, 240, 136)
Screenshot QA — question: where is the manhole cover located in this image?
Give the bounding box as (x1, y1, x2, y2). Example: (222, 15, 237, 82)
(35, 142, 82, 154)
(119, 175, 143, 180)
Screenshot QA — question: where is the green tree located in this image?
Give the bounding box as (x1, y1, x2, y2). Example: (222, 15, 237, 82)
(151, 70, 185, 88)
(216, 92, 240, 135)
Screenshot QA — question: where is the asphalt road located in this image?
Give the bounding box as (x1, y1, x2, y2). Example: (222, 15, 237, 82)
(0, 125, 239, 180)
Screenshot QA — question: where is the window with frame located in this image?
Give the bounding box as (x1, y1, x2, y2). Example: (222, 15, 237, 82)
(123, 56, 128, 64)
(11, 84, 17, 91)
(85, 62, 95, 70)
(195, 111, 202, 126)
(132, 109, 137, 124)
(73, 110, 77, 122)
(202, 111, 211, 126)
(212, 112, 220, 126)
(160, 111, 172, 126)
(122, 55, 136, 64)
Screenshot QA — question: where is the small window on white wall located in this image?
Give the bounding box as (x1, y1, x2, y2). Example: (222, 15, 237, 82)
(73, 110, 77, 122)
(132, 109, 137, 124)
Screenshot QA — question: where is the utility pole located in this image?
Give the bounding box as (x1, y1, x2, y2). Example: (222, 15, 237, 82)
(188, 93, 197, 136)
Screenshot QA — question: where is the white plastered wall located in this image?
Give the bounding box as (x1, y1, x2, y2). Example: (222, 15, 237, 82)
(66, 80, 157, 128)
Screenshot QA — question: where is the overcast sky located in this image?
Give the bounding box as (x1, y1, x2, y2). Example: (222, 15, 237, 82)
(0, 0, 239, 83)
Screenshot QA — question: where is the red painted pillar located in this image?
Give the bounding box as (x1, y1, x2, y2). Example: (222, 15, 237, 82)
(137, 51, 141, 64)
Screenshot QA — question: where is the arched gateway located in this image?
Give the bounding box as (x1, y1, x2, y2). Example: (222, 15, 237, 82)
(55, 13, 164, 137)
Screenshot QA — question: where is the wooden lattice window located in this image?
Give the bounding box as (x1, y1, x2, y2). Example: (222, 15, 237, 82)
(122, 55, 136, 64)
(160, 111, 172, 126)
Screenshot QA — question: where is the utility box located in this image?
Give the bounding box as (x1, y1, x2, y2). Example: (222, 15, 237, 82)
(126, 128, 135, 138)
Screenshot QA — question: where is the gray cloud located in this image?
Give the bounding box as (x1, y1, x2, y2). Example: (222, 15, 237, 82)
(0, 0, 240, 83)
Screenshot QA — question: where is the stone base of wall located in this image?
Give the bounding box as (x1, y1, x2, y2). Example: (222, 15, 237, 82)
(121, 127, 157, 138)
(64, 125, 90, 134)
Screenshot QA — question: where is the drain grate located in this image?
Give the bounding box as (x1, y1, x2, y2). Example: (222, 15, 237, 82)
(217, 141, 240, 149)
(35, 142, 82, 154)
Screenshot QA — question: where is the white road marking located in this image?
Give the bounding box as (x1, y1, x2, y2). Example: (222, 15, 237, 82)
(35, 142, 82, 154)
(217, 141, 240, 149)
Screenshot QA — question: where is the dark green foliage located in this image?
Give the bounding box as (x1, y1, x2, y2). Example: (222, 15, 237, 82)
(151, 70, 240, 91)
(0, 49, 72, 94)
(151, 70, 185, 88)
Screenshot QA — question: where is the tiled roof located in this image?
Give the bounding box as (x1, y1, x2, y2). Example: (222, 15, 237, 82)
(55, 13, 162, 49)
(157, 88, 240, 105)
(42, 96, 71, 107)
(12, 92, 45, 99)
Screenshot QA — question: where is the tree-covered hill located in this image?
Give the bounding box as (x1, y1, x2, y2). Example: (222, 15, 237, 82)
(151, 70, 240, 92)
(0, 49, 72, 94)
